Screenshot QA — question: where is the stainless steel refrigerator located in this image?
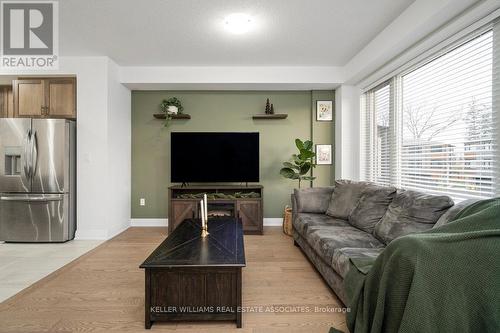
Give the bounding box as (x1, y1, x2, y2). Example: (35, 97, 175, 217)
(0, 119, 76, 242)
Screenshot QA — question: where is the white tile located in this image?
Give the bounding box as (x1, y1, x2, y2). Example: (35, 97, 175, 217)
(0, 240, 102, 303)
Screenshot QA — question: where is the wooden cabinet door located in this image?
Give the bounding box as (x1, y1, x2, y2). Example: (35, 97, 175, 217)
(13, 79, 44, 117)
(237, 200, 262, 233)
(170, 200, 197, 233)
(0, 87, 5, 117)
(46, 78, 76, 118)
(6, 86, 13, 117)
(0, 86, 13, 118)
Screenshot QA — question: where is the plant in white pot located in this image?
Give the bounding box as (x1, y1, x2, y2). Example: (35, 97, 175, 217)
(160, 97, 184, 127)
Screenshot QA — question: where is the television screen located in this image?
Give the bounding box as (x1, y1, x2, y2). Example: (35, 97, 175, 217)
(171, 132, 259, 183)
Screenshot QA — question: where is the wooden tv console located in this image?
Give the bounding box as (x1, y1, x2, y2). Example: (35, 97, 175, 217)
(168, 185, 264, 235)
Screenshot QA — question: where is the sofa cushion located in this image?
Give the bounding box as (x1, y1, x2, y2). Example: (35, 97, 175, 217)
(326, 180, 371, 219)
(332, 247, 385, 278)
(293, 213, 350, 237)
(294, 187, 334, 213)
(373, 190, 454, 244)
(349, 185, 397, 233)
(306, 225, 385, 268)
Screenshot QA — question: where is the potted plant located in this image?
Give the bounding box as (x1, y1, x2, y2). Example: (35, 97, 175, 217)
(160, 97, 184, 127)
(280, 138, 316, 188)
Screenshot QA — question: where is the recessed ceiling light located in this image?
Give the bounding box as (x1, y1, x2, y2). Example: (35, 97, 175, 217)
(223, 13, 254, 35)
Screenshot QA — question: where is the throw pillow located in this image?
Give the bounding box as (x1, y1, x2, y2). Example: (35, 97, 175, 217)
(349, 185, 397, 233)
(294, 187, 334, 213)
(373, 190, 454, 244)
(325, 180, 371, 219)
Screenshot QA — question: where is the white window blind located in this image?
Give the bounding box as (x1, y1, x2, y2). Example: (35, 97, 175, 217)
(361, 26, 499, 201)
(401, 31, 495, 200)
(363, 82, 393, 185)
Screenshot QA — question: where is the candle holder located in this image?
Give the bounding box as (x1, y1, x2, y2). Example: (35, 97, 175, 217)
(201, 225, 209, 238)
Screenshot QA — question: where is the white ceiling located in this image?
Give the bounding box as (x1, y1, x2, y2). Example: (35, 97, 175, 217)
(59, 0, 414, 66)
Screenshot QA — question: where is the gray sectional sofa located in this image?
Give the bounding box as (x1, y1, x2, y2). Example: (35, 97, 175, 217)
(291, 180, 475, 304)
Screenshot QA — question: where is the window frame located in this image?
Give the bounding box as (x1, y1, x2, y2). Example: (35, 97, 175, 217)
(361, 24, 499, 200)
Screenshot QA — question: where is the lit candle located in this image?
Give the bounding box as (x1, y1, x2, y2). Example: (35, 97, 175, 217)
(200, 200, 205, 228)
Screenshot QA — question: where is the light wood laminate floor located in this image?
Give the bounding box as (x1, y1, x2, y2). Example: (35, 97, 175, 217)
(0, 227, 348, 333)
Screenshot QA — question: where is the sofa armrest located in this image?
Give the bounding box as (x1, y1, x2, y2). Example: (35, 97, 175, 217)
(433, 199, 480, 228)
(293, 187, 334, 214)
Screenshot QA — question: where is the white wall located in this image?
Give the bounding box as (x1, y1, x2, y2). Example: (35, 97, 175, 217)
(106, 58, 132, 238)
(0, 56, 132, 239)
(344, 0, 500, 87)
(119, 66, 344, 90)
(335, 85, 362, 181)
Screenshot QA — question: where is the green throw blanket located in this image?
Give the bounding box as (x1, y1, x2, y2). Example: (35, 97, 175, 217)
(334, 198, 500, 333)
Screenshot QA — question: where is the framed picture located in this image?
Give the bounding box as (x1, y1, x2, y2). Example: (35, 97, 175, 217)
(316, 100, 333, 121)
(316, 144, 332, 165)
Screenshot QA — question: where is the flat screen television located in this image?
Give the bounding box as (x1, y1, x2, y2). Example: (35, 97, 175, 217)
(171, 132, 259, 183)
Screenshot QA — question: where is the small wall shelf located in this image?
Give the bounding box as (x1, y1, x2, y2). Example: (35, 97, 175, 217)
(252, 114, 288, 120)
(153, 113, 191, 120)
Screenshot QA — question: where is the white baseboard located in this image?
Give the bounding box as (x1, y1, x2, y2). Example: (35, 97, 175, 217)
(107, 223, 131, 239)
(75, 228, 110, 240)
(130, 218, 282, 227)
(130, 218, 168, 227)
(79, 217, 282, 240)
(264, 218, 283, 226)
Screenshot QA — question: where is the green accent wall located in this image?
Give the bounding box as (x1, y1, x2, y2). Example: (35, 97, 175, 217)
(131, 90, 335, 219)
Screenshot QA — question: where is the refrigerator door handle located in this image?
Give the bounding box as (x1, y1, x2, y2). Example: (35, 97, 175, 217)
(31, 130, 38, 178)
(22, 129, 32, 179)
(0, 194, 64, 202)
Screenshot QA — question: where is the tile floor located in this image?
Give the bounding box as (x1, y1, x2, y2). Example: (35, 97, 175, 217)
(0, 240, 103, 302)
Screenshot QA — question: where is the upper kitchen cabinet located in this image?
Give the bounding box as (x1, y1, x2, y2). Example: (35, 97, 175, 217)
(13, 79, 44, 117)
(46, 78, 77, 118)
(0, 85, 13, 118)
(13, 77, 76, 119)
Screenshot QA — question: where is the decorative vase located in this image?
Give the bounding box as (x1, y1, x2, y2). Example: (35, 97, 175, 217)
(167, 106, 178, 114)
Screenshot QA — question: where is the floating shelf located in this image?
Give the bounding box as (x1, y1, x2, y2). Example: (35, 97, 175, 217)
(252, 114, 288, 119)
(153, 113, 191, 120)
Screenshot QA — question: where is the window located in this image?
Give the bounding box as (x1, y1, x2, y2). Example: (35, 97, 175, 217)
(362, 28, 499, 200)
(362, 82, 392, 185)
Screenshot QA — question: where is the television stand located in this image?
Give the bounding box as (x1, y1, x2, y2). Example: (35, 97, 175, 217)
(168, 185, 264, 235)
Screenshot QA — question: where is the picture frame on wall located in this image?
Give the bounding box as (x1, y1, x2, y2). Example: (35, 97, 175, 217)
(316, 100, 333, 121)
(316, 144, 332, 165)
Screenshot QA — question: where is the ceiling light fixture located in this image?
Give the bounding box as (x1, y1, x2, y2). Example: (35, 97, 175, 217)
(223, 13, 254, 34)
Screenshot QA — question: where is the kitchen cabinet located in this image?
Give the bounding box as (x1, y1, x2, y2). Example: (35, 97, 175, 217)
(13, 77, 76, 119)
(0, 85, 13, 118)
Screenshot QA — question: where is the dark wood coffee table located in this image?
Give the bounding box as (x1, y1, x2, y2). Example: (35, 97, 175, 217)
(140, 218, 246, 329)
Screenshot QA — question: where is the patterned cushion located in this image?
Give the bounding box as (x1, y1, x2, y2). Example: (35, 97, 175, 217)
(293, 213, 350, 237)
(294, 187, 334, 213)
(306, 225, 385, 267)
(373, 190, 454, 244)
(332, 247, 385, 278)
(349, 185, 397, 233)
(326, 180, 371, 219)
